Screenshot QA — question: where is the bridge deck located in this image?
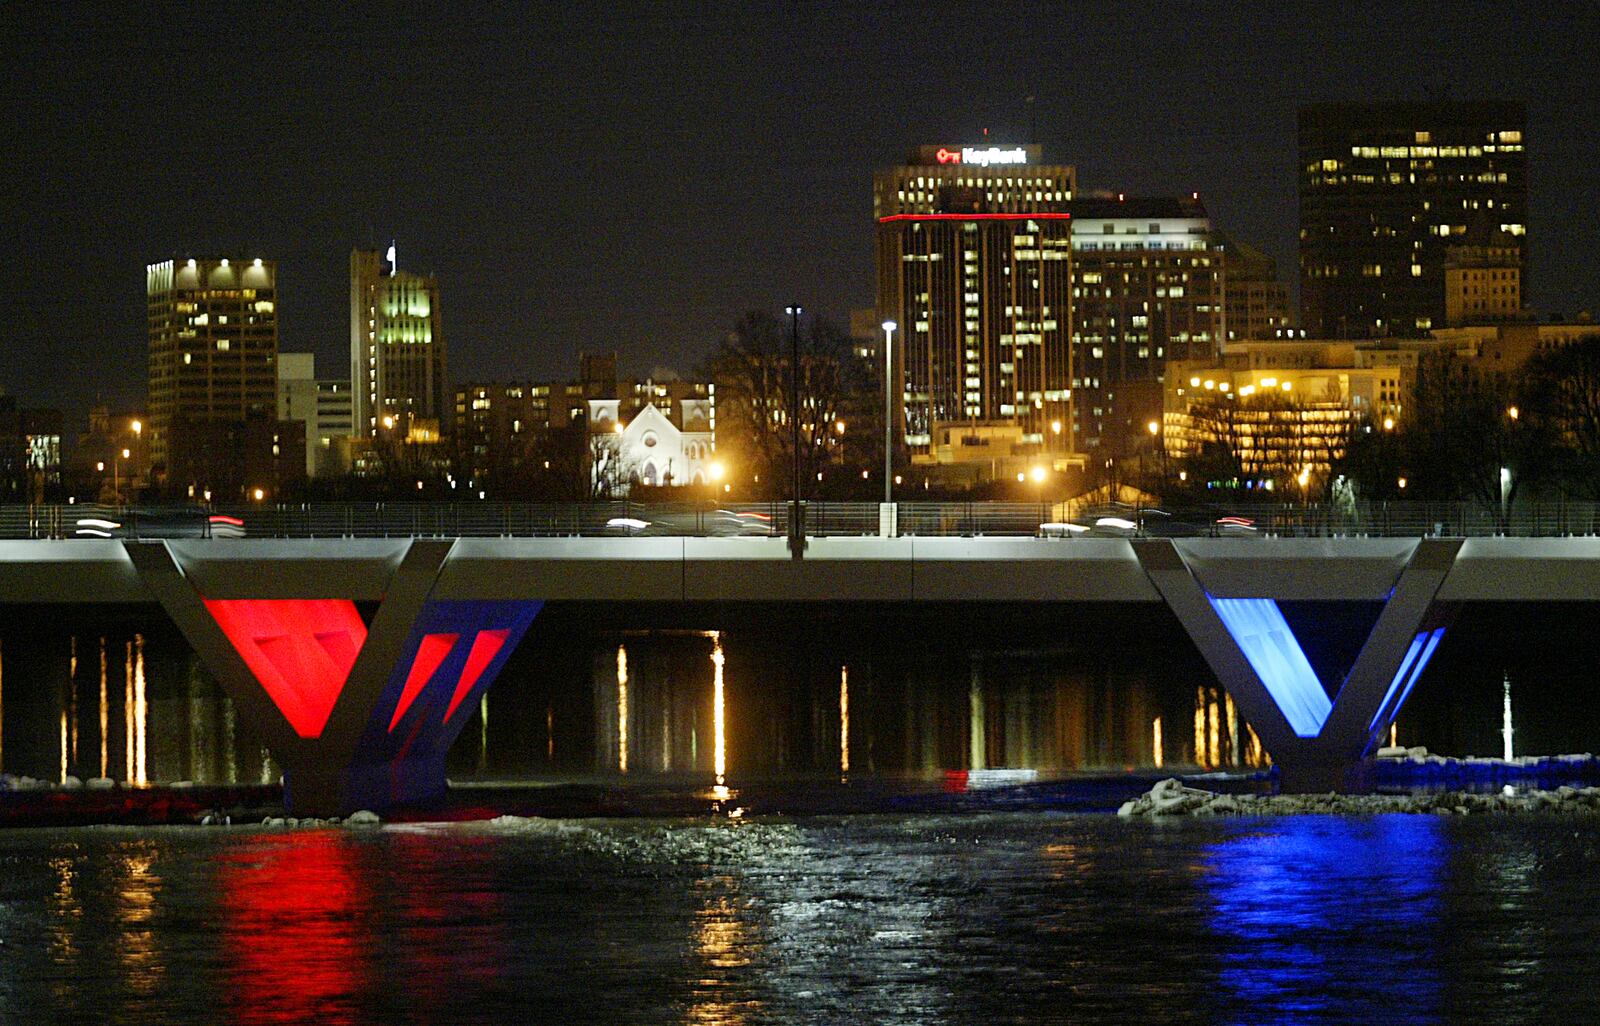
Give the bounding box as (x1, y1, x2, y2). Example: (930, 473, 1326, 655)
(3, 536, 1600, 604)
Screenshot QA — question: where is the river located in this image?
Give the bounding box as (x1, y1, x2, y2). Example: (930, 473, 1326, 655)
(1, 811, 1596, 1024)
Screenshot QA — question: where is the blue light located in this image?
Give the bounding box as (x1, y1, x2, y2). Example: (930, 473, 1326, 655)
(1388, 627, 1445, 728)
(1369, 632, 1427, 732)
(1207, 596, 1333, 737)
(1205, 816, 1446, 1022)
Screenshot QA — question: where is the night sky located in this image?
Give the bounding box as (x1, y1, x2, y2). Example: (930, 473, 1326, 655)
(5, 3, 1597, 425)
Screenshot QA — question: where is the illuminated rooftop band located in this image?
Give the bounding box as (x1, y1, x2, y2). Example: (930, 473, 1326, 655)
(876, 212, 1073, 223)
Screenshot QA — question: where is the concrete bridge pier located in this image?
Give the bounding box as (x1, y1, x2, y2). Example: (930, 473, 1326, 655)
(1135, 538, 1461, 793)
(127, 539, 541, 816)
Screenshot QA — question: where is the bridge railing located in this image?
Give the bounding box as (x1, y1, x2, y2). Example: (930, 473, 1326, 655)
(4, 500, 1600, 540)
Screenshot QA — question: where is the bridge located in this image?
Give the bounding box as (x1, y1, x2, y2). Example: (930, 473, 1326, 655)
(3, 502, 1600, 814)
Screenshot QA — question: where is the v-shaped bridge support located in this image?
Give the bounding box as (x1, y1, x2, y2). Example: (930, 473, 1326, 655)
(127, 540, 542, 815)
(1135, 538, 1461, 791)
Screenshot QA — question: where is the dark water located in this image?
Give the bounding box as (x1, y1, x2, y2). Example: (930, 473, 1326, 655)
(2, 813, 1598, 1025)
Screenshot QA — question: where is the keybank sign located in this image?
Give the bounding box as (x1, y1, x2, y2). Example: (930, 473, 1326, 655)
(935, 146, 1028, 167)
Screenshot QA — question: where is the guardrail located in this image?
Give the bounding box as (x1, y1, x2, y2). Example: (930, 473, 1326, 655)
(4, 500, 1600, 540)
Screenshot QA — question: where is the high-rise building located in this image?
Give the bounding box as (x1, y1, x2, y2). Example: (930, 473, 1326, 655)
(351, 246, 447, 439)
(1219, 236, 1296, 342)
(1069, 196, 1224, 451)
(146, 257, 283, 494)
(874, 144, 1076, 462)
(1298, 101, 1527, 339)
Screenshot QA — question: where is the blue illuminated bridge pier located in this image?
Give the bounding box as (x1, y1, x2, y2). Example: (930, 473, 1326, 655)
(3, 502, 1600, 814)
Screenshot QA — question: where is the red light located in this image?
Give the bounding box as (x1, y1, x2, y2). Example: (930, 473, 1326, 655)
(444, 630, 510, 722)
(209, 515, 245, 526)
(935, 147, 961, 164)
(388, 632, 459, 732)
(204, 599, 367, 738)
(220, 832, 368, 1019)
(877, 212, 1071, 223)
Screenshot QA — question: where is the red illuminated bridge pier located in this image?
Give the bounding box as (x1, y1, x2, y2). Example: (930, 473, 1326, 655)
(2, 534, 1599, 813)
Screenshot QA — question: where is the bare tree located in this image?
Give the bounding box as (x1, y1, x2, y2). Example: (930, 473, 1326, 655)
(703, 311, 874, 499)
(1518, 333, 1600, 497)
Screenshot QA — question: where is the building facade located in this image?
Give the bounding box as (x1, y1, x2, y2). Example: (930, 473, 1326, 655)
(874, 144, 1076, 462)
(351, 247, 447, 439)
(1164, 340, 1431, 487)
(455, 356, 715, 495)
(1070, 196, 1224, 452)
(1220, 236, 1295, 342)
(0, 396, 63, 503)
(278, 353, 355, 478)
(146, 256, 289, 496)
(1299, 101, 1528, 339)
(589, 399, 716, 494)
(1444, 243, 1522, 326)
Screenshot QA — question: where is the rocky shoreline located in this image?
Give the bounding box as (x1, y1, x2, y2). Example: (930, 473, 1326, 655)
(1118, 777, 1600, 818)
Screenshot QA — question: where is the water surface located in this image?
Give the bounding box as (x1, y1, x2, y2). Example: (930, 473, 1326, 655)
(1, 813, 1596, 1024)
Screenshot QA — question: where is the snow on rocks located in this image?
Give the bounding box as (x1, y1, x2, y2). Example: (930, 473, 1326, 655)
(1117, 777, 1600, 817)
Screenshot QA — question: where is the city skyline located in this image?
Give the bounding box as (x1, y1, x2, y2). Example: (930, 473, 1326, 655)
(5, 4, 1597, 427)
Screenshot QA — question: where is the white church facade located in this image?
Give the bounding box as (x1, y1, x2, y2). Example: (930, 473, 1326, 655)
(588, 397, 716, 495)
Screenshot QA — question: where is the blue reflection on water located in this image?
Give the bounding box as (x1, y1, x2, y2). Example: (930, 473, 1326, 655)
(1203, 816, 1446, 1024)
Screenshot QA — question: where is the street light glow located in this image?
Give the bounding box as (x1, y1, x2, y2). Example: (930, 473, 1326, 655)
(1030, 465, 1047, 483)
(1147, 420, 1159, 436)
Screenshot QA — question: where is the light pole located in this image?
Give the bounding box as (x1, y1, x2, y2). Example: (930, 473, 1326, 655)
(786, 305, 804, 560)
(881, 320, 896, 505)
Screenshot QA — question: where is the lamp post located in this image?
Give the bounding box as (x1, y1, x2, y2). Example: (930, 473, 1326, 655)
(882, 320, 896, 505)
(786, 305, 804, 560)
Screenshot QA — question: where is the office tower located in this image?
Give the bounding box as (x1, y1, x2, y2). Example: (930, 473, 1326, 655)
(874, 144, 1077, 461)
(1069, 195, 1225, 450)
(351, 246, 447, 439)
(146, 257, 286, 494)
(1299, 101, 1527, 338)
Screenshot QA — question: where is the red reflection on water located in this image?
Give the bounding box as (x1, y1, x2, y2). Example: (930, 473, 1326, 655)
(219, 832, 372, 1024)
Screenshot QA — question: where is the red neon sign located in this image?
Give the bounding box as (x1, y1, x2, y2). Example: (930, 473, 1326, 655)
(935, 147, 961, 164)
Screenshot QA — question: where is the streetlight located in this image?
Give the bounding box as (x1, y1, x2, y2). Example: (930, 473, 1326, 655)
(881, 319, 896, 505)
(786, 305, 804, 560)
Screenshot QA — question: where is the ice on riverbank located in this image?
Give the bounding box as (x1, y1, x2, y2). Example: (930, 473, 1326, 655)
(1118, 777, 1600, 817)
